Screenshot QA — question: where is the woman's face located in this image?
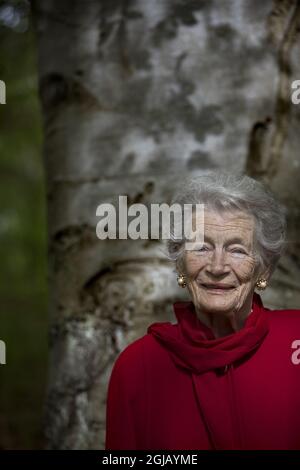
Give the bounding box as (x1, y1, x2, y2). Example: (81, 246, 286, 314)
(182, 209, 263, 317)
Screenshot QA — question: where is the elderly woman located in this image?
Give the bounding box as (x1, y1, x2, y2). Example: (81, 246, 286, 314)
(105, 171, 300, 450)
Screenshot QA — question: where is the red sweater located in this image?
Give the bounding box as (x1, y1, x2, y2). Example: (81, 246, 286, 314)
(105, 293, 300, 450)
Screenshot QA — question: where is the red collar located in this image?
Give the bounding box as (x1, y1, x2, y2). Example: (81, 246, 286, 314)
(148, 293, 269, 374)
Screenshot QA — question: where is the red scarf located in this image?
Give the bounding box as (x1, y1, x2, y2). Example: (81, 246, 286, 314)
(148, 293, 270, 449)
(148, 292, 269, 374)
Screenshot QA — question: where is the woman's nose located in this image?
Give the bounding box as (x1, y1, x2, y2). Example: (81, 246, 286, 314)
(206, 250, 230, 276)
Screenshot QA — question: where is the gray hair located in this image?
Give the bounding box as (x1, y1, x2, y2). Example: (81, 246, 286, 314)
(167, 171, 287, 276)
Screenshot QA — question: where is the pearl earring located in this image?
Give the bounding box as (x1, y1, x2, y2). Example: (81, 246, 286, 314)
(255, 278, 268, 290)
(177, 273, 186, 288)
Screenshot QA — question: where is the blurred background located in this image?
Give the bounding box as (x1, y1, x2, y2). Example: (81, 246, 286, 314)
(0, 0, 47, 448)
(0, 0, 300, 449)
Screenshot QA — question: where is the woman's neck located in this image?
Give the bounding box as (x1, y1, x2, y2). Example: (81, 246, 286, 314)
(195, 297, 253, 338)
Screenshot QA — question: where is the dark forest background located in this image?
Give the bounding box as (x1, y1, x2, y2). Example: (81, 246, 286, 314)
(0, 0, 47, 448)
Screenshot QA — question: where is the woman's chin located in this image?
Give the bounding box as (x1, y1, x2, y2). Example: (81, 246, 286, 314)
(194, 294, 238, 314)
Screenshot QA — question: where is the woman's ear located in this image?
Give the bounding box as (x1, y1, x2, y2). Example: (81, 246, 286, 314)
(260, 267, 271, 282)
(176, 256, 185, 275)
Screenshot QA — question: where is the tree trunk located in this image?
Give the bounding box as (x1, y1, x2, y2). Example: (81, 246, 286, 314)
(32, 0, 300, 449)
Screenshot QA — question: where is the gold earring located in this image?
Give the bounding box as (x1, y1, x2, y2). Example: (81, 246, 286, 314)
(255, 278, 268, 290)
(177, 273, 186, 288)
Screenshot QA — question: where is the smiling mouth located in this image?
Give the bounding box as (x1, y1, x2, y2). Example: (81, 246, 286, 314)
(200, 283, 236, 291)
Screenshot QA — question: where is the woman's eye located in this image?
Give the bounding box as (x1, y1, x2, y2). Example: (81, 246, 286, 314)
(197, 246, 209, 252)
(231, 248, 246, 255)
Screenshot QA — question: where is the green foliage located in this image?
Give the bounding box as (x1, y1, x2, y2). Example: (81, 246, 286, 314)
(0, 3, 48, 449)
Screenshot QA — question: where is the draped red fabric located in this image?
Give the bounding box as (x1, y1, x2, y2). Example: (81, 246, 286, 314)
(146, 292, 270, 449)
(148, 292, 269, 375)
(105, 293, 300, 450)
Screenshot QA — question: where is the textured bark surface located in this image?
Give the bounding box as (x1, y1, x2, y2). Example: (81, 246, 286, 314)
(32, 0, 300, 449)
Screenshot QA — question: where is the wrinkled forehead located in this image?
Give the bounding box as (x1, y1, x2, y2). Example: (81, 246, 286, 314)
(205, 209, 254, 228)
(193, 209, 255, 241)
